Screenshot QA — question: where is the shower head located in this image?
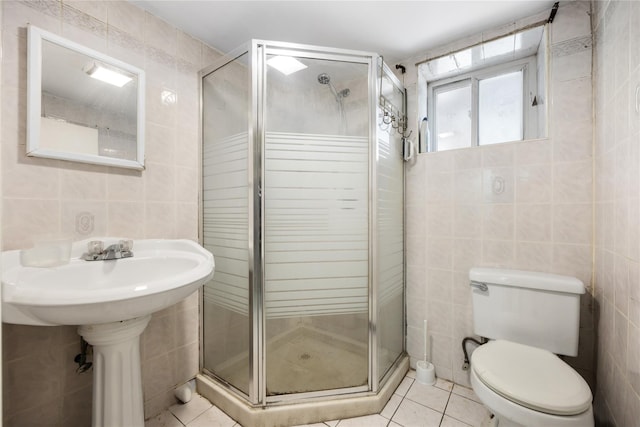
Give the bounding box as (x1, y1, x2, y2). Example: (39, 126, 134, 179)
(318, 73, 350, 100)
(317, 73, 331, 85)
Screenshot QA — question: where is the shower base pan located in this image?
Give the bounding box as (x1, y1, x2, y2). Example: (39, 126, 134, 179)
(197, 326, 408, 427)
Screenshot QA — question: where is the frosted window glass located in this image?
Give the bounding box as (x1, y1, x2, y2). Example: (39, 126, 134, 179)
(435, 84, 471, 151)
(479, 71, 523, 145)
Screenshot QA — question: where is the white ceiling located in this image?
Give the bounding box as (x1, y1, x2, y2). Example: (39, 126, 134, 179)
(132, 0, 556, 65)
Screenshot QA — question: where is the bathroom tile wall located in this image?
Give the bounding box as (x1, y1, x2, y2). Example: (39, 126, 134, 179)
(0, 1, 220, 425)
(592, 0, 640, 425)
(400, 1, 595, 389)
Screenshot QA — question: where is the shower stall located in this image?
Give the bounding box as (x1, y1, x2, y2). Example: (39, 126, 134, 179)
(198, 40, 407, 426)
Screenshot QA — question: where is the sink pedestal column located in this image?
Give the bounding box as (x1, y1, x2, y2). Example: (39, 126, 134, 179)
(79, 315, 152, 427)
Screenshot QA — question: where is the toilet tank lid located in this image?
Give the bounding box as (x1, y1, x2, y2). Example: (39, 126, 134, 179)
(469, 268, 585, 294)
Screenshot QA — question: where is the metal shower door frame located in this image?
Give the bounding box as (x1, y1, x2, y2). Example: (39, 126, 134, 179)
(199, 39, 406, 408)
(253, 40, 379, 405)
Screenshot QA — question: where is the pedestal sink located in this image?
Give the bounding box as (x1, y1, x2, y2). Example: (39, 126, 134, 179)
(1, 238, 215, 427)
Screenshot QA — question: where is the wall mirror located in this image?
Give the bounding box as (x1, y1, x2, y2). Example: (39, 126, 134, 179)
(27, 25, 145, 170)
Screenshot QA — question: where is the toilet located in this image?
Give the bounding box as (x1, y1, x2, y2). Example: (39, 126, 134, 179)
(468, 268, 593, 427)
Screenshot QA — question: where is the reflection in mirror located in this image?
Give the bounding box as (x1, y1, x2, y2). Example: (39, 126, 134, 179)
(27, 25, 145, 169)
(417, 24, 548, 153)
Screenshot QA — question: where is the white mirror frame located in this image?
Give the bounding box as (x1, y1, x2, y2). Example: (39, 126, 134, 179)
(27, 25, 146, 170)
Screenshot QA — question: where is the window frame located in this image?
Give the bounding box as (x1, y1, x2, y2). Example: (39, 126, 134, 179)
(427, 55, 538, 152)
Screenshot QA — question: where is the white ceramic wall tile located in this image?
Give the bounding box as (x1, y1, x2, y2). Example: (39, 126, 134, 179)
(453, 149, 481, 170)
(550, 1, 591, 44)
(481, 240, 514, 267)
(482, 168, 514, 204)
(2, 33, 27, 89)
(425, 172, 454, 203)
(514, 242, 553, 272)
(145, 163, 176, 202)
(480, 144, 514, 167)
(514, 139, 551, 166)
(177, 30, 202, 66)
(426, 203, 454, 237)
(107, 201, 145, 238)
(553, 160, 592, 204)
(430, 333, 453, 370)
(552, 49, 592, 83)
(3, 1, 61, 36)
(454, 170, 483, 204)
(481, 204, 514, 240)
(146, 123, 177, 164)
(425, 237, 453, 270)
(553, 77, 593, 124)
(61, 3, 107, 49)
(515, 204, 552, 242)
(452, 239, 482, 274)
(553, 203, 593, 244)
(453, 205, 482, 238)
(515, 164, 552, 203)
(144, 10, 177, 55)
(426, 301, 453, 336)
(107, 1, 145, 40)
(426, 268, 453, 302)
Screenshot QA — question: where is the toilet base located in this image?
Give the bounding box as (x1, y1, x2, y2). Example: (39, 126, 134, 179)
(480, 413, 498, 427)
(470, 368, 593, 427)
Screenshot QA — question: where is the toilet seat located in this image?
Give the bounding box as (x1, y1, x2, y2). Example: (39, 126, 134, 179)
(471, 340, 592, 416)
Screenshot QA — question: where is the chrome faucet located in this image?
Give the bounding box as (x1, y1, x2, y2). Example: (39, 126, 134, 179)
(82, 240, 133, 261)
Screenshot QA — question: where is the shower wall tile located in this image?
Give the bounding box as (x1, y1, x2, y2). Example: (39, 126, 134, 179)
(107, 1, 145, 40)
(593, 0, 640, 420)
(404, 1, 595, 390)
(0, 1, 224, 425)
(514, 138, 551, 165)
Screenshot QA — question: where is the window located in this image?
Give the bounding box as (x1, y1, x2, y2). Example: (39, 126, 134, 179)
(428, 57, 535, 152)
(417, 24, 548, 153)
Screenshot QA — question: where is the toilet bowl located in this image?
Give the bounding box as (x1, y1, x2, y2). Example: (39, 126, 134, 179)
(470, 340, 593, 427)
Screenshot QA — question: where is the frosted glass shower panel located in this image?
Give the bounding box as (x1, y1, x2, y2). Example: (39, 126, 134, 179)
(264, 132, 369, 318)
(376, 69, 405, 381)
(263, 55, 370, 395)
(201, 53, 251, 395)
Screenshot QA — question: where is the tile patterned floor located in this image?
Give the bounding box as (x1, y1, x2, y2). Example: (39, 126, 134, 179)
(145, 370, 490, 427)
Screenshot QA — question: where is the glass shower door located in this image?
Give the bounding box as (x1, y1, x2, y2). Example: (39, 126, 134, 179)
(201, 52, 251, 396)
(376, 65, 405, 382)
(263, 53, 371, 396)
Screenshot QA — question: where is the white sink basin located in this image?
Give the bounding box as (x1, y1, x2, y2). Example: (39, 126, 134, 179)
(2, 238, 215, 326)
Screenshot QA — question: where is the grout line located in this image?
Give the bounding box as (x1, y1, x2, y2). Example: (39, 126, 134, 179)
(437, 387, 453, 427)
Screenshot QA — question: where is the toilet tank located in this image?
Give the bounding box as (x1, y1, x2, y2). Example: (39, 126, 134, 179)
(469, 268, 585, 356)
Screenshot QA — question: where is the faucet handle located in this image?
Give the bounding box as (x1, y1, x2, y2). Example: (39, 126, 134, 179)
(119, 239, 133, 252)
(87, 240, 104, 256)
